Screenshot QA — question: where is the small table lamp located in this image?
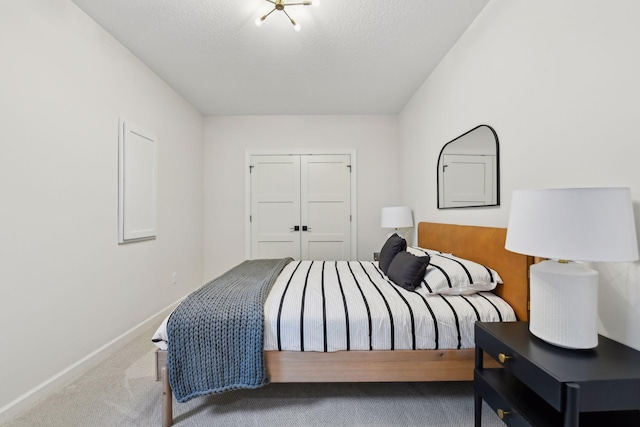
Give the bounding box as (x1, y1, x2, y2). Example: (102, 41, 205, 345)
(381, 206, 414, 237)
(505, 187, 638, 349)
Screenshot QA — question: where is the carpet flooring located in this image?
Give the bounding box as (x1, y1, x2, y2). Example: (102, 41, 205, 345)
(4, 324, 505, 426)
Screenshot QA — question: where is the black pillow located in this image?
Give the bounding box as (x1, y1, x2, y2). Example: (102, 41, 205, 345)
(387, 251, 431, 291)
(379, 233, 407, 274)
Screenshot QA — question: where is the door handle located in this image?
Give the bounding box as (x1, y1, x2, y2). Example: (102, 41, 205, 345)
(302, 226, 312, 231)
(290, 226, 300, 231)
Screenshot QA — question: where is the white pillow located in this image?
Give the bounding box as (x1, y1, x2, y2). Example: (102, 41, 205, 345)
(407, 246, 502, 296)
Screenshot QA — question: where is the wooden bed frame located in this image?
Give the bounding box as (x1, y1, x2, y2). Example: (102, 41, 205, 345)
(156, 222, 533, 426)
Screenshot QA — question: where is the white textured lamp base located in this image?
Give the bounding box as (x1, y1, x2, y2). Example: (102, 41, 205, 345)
(529, 260, 599, 349)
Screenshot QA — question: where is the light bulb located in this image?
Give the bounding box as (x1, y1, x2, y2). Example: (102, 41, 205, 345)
(255, 16, 264, 27)
(293, 22, 301, 32)
(312, 0, 320, 7)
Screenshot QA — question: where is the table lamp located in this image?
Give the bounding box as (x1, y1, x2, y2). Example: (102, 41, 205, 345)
(505, 187, 638, 349)
(381, 206, 414, 238)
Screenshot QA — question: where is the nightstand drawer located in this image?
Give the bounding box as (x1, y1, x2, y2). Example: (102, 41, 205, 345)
(475, 369, 532, 426)
(475, 369, 640, 427)
(475, 368, 562, 426)
(475, 323, 563, 410)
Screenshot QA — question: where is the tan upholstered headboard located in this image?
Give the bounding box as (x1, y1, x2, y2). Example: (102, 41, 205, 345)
(417, 222, 532, 321)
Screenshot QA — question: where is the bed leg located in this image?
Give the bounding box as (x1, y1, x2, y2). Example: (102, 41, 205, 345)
(161, 366, 173, 427)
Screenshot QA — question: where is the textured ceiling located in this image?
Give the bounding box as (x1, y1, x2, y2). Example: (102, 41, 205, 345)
(70, 0, 489, 115)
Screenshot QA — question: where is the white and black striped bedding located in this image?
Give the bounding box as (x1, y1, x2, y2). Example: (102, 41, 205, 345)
(263, 260, 515, 352)
(407, 247, 503, 296)
(152, 259, 516, 352)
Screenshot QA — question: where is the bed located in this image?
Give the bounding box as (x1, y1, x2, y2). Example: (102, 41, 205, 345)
(154, 222, 532, 426)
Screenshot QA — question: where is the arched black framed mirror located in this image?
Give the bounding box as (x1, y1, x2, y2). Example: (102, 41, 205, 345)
(437, 125, 499, 209)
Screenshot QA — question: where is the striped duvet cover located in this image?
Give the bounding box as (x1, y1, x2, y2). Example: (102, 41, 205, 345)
(153, 260, 515, 352)
(264, 260, 515, 352)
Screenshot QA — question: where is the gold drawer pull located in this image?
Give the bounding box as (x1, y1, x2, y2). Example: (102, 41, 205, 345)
(498, 353, 512, 364)
(497, 409, 511, 419)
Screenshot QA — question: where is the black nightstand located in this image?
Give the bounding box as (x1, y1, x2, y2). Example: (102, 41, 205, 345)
(474, 321, 640, 426)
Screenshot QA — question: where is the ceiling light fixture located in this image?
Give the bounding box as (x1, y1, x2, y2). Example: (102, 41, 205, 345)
(255, 0, 320, 32)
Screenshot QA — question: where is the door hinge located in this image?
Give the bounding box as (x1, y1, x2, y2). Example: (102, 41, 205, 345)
(350, 214, 352, 222)
(249, 165, 254, 173)
(250, 215, 252, 222)
(347, 165, 352, 172)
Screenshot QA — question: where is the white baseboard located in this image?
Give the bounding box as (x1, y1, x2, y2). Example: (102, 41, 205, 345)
(0, 299, 182, 424)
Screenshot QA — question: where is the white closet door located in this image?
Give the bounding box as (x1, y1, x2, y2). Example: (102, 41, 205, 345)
(250, 155, 301, 259)
(250, 154, 352, 261)
(442, 154, 495, 207)
(300, 155, 351, 260)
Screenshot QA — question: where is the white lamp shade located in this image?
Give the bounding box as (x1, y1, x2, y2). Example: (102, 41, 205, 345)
(381, 206, 414, 229)
(505, 187, 638, 262)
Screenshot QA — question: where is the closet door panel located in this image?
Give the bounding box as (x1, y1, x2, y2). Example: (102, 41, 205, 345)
(250, 155, 301, 260)
(301, 155, 351, 260)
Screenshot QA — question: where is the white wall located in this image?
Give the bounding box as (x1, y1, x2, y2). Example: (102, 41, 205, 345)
(399, 0, 640, 349)
(0, 0, 204, 416)
(203, 115, 399, 279)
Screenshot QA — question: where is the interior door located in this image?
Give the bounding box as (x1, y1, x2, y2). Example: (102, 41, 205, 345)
(300, 155, 351, 260)
(442, 154, 495, 207)
(250, 154, 351, 260)
(250, 155, 301, 259)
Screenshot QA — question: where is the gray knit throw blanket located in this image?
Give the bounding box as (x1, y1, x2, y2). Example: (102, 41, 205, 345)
(167, 258, 292, 403)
